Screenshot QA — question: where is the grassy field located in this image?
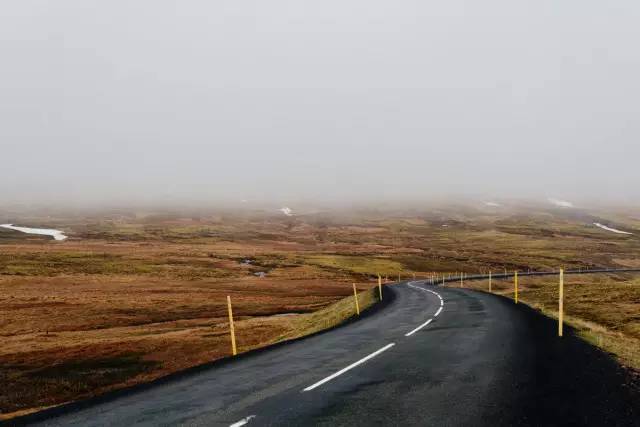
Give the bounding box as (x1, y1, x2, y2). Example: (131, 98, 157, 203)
(0, 276, 378, 418)
(1, 201, 639, 417)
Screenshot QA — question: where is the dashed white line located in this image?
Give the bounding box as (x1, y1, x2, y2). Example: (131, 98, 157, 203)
(302, 343, 396, 392)
(406, 282, 445, 336)
(405, 318, 433, 337)
(230, 415, 256, 427)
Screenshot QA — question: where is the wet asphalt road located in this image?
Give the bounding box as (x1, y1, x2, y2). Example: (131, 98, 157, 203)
(12, 279, 640, 427)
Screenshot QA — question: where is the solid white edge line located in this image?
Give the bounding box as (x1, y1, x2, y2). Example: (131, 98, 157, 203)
(302, 343, 396, 392)
(405, 318, 433, 337)
(230, 415, 256, 427)
(434, 307, 443, 317)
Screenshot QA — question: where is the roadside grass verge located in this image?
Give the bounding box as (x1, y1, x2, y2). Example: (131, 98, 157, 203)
(0, 354, 159, 417)
(464, 274, 640, 371)
(269, 287, 379, 344)
(0, 284, 380, 419)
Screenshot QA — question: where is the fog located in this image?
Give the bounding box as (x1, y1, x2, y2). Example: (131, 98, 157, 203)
(2, 1, 640, 207)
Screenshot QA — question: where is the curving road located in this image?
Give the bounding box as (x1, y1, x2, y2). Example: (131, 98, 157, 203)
(12, 275, 640, 426)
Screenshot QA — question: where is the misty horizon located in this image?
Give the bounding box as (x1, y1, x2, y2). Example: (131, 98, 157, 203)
(2, 1, 640, 206)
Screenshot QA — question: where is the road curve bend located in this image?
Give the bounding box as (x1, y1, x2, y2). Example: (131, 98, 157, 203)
(11, 280, 640, 426)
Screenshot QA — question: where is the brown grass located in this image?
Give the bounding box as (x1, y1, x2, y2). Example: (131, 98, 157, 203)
(0, 272, 377, 418)
(2, 204, 640, 417)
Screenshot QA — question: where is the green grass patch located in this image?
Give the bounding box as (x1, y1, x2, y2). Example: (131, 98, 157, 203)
(271, 287, 380, 344)
(303, 255, 402, 276)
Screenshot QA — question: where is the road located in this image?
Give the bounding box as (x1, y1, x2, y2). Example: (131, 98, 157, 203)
(13, 276, 640, 426)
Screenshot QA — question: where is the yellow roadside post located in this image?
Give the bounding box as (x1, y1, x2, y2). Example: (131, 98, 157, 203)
(489, 271, 492, 292)
(353, 283, 360, 315)
(398, 272, 401, 282)
(378, 274, 383, 301)
(227, 295, 237, 356)
(460, 272, 464, 288)
(559, 268, 564, 337)
(442, 275, 445, 286)
(514, 271, 519, 303)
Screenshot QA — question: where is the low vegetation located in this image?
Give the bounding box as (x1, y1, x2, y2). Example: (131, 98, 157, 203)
(1, 202, 639, 418)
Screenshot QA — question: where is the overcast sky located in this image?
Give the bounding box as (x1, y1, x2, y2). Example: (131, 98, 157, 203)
(2, 1, 639, 206)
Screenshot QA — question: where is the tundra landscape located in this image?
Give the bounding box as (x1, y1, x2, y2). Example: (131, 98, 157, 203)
(4, 1, 640, 425)
(1, 201, 639, 419)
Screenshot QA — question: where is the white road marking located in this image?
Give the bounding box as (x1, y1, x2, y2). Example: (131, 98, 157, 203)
(302, 343, 396, 392)
(230, 415, 256, 427)
(407, 283, 444, 308)
(406, 282, 445, 336)
(405, 318, 433, 337)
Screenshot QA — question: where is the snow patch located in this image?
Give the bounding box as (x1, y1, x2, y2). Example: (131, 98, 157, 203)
(593, 223, 633, 235)
(279, 207, 293, 217)
(548, 198, 574, 208)
(0, 224, 68, 241)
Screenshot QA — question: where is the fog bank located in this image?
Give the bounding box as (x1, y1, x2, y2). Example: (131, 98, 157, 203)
(2, 1, 639, 206)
